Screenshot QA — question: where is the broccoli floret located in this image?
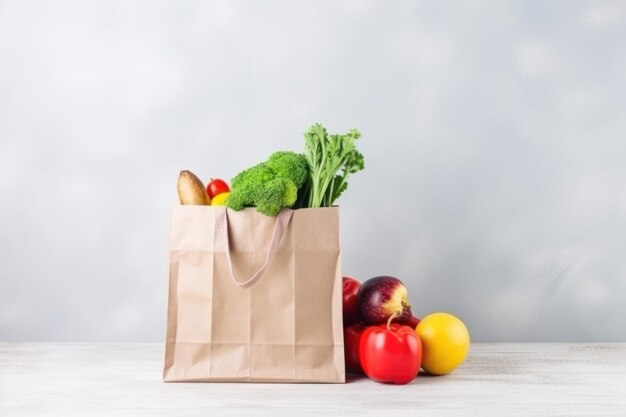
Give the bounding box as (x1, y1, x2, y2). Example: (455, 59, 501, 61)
(282, 179, 298, 207)
(227, 163, 273, 210)
(231, 163, 274, 189)
(266, 151, 309, 188)
(255, 178, 298, 216)
(226, 184, 257, 210)
(226, 188, 249, 210)
(255, 178, 284, 216)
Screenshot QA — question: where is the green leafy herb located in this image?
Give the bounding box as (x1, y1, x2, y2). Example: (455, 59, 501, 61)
(301, 123, 364, 208)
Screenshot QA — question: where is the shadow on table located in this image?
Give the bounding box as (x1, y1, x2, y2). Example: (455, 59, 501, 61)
(346, 370, 447, 384)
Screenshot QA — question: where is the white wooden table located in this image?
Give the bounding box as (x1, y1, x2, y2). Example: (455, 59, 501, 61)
(1, 343, 625, 416)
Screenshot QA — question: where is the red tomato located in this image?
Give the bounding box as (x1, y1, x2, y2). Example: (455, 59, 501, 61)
(206, 178, 230, 199)
(343, 276, 361, 326)
(359, 323, 422, 384)
(343, 323, 365, 374)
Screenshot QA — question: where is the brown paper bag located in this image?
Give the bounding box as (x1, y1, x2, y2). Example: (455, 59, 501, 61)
(163, 206, 345, 383)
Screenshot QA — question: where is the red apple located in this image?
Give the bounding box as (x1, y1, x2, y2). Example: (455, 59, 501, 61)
(206, 178, 230, 199)
(356, 276, 419, 326)
(343, 323, 365, 374)
(343, 276, 361, 326)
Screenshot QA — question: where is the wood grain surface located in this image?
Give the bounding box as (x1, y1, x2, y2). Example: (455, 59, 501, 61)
(1, 343, 625, 416)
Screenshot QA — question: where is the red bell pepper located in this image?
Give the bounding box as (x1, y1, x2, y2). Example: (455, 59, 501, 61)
(359, 314, 422, 384)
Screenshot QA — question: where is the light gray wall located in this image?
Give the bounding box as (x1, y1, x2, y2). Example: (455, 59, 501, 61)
(1, 1, 625, 342)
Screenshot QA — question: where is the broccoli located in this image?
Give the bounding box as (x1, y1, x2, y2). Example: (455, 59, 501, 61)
(231, 163, 274, 189)
(256, 178, 298, 216)
(227, 163, 274, 210)
(281, 178, 298, 206)
(226, 151, 309, 216)
(266, 151, 309, 188)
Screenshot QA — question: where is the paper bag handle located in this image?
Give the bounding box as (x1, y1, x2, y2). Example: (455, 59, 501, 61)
(215, 208, 293, 288)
